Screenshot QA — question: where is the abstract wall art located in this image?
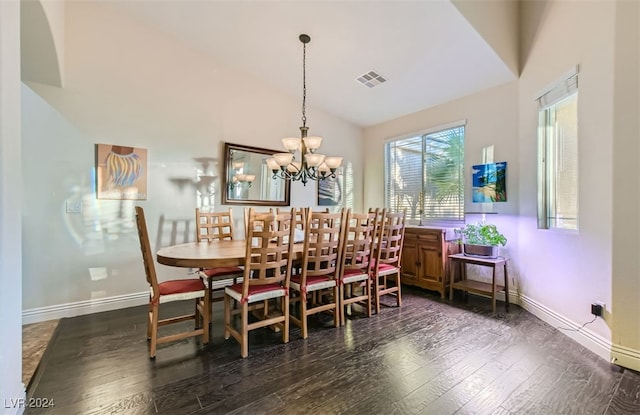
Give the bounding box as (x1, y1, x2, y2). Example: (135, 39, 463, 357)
(96, 144, 148, 200)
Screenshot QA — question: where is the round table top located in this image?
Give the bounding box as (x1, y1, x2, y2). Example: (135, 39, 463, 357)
(157, 240, 247, 269)
(156, 239, 304, 269)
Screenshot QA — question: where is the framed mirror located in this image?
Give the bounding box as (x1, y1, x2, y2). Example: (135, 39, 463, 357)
(223, 142, 291, 206)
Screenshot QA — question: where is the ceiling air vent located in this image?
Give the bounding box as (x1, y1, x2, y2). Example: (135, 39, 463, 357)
(356, 70, 387, 88)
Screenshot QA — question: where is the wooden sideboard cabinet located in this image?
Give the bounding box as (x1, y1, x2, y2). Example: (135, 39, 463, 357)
(401, 226, 460, 298)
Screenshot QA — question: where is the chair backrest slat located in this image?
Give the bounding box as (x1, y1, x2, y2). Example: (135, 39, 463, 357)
(240, 208, 296, 300)
(375, 209, 407, 266)
(299, 208, 346, 284)
(341, 208, 378, 277)
(196, 208, 234, 242)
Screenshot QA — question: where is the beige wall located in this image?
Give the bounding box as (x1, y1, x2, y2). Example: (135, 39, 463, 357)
(21, 1, 362, 317)
(364, 80, 519, 217)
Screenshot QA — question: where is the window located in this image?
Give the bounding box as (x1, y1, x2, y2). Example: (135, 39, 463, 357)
(537, 68, 579, 230)
(384, 123, 465, 224)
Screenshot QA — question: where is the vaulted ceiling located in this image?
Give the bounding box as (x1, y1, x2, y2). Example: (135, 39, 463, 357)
(22, 0, 520, 127)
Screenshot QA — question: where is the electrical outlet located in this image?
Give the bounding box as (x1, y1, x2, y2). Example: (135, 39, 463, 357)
(591, 301, 605, 317)
(65, 201, 83, 214)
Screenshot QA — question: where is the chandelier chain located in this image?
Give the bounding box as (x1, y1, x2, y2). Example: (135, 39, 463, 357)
(301, 42, 307, 127)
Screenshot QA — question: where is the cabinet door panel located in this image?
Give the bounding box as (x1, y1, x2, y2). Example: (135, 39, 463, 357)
(401, 237, 419, 284)
(419, 245, 442, 283)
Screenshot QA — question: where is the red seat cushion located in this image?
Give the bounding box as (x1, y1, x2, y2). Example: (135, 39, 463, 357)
(158, 278, 205, 296)
(374, 263, 398, 273)
(291, 274, 334, 286)
(343, 268, 367, 277)
(201, 267, 242, 277)
(227, 282, 283, 296)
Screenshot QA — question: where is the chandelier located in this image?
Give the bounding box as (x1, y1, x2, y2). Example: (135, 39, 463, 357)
(229, 161, 255, 189)
(266, 34, 343, 186)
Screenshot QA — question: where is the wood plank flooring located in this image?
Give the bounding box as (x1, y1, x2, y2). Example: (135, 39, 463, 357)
(26, 287, 640, 414)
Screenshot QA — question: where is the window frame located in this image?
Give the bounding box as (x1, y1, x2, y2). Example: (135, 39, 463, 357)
(384, 120, 466, 226)
(536, 67, 579, 231)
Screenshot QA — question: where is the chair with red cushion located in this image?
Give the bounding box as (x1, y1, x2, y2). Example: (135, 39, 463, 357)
(135, 206, 210, 358)
(195, 208, 244, 305)
(371, 209, 406, 314)
(338, 208, 378, 325)
(290, 208, 346, 339)
(223, 208, 295, 358)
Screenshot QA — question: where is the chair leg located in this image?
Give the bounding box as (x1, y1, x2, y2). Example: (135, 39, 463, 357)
(241, 302, 249, 358)
(374, 275, 381, 315)
(365, 280, 372, 318)
(300, 293, 308, 339)
(201, 298, 210, 345)
(224, 294, 231, 340)
(395, 271, 402, 308)
(283, 294, 290, 344)
(194, 298, 201, 329)
(146, 302, 152, 340)
(339, 285, 345, 326)
(149, 303, 159, 359)
(332, 285, 340, 328)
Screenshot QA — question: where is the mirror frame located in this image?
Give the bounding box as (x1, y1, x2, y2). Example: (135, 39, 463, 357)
(222, 142, 291, 206)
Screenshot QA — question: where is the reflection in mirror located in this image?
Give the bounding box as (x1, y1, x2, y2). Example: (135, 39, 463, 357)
(223, 142, 291, 206)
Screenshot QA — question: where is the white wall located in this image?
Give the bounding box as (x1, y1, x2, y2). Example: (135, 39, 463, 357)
(364, 0, 640, 367)
(22, 1, 362, 319)
(610, 0, 640, 369)
(517, 0, 615, 357)
(1, 0, 26, 411)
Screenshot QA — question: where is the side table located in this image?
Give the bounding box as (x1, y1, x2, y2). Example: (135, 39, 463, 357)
(448, 253, 509, 313)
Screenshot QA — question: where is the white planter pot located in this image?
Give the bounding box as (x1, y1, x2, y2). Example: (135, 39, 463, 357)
(463, 244, 499, 259)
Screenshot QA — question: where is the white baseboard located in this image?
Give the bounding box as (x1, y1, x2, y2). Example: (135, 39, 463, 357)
(517, 292, 611, 361)
(22, 292, 148, 325)
(487, 291, 640, 372)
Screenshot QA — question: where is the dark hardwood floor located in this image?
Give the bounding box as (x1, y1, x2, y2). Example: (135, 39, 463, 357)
(27, 287, 640, 414)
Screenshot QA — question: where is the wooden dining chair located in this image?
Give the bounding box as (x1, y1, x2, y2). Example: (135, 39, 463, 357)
(195, 208, 244, 304)
(289, 208, 345, 339)
(371, 209, 406, 314)
(338, 208, 378, 325)
(277, 207, 308, 274)
(135, 206, 210, 358)
(224, 208, 295, 358)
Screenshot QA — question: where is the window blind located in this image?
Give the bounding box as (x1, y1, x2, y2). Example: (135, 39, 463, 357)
(384, 125, 464, 223)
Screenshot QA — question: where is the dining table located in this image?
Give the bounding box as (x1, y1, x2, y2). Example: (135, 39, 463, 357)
(156, 239, 305, 269)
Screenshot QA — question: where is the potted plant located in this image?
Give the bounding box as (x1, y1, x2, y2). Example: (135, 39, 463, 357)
(456, 222, 507, 258)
